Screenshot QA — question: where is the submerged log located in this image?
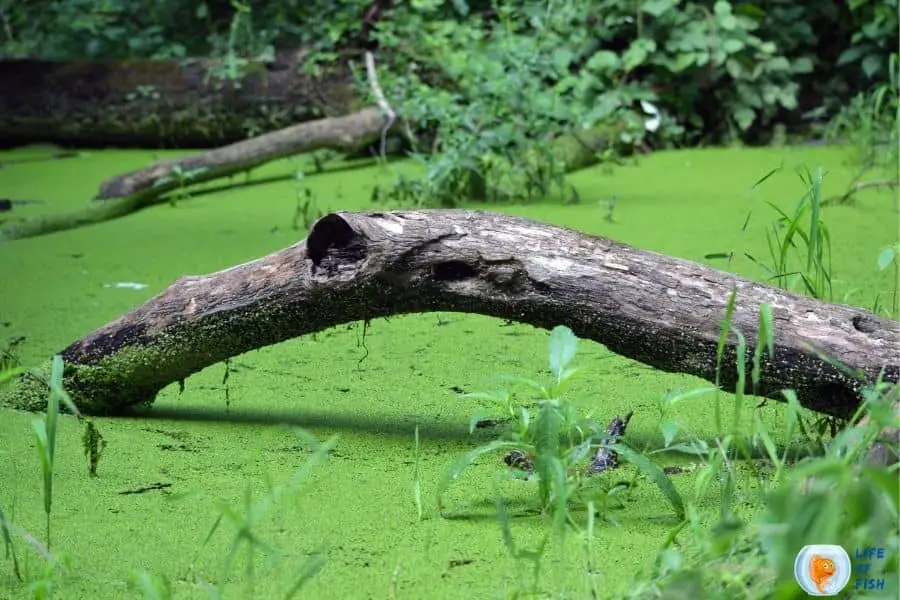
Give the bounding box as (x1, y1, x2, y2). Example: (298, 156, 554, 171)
(0, 109, 396, 241)
(0, 49, 362, 149)
(3, 210, 898, 419)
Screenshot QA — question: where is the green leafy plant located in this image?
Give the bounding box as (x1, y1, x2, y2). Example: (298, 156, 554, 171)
(874, 243, 900, 319)
(439, 325, 686, 543)
(31, 355, 82, 549)
(825, 52, 899, 206)
(291, 173, 325, 232)
(709, 166, 835, 302)
(154, 164, 209, 207)
(624, 294, 898, 599)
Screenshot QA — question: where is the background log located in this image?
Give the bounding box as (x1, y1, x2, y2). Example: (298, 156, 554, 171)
(0, 109, 394, 241)
(0, 49, 363, 149)
(3, 210, 897, 415)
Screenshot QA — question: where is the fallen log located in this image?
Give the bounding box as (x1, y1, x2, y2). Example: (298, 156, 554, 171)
(0, 49, 362, 149)
(0, 109, 396, 241)
(2, 210, 898, 419)
(0, 114, 609, 242)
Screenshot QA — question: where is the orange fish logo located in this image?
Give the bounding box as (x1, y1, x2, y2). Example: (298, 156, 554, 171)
(809, 554, 836, 594)
(794, 545, 850, 596)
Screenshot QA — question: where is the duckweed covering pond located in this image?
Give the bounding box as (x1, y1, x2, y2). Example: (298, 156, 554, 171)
(0, 145, 897, 598)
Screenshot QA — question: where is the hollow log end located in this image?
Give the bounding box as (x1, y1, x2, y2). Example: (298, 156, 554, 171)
(307, 212, 360, 266)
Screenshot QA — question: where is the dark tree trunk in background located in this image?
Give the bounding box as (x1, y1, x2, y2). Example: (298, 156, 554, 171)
(2, 210, 897, 418)
(0, 48, 364, 149)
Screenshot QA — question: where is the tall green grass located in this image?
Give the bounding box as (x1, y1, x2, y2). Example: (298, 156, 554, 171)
(30, 355, 82, 549)
(742, 166, 834, 301)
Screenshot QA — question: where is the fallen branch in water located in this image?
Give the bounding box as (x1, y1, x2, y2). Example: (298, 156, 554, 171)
(824, 178, 900, 206)
(4, 210, 897, 420)
(0, 109, 396, 242)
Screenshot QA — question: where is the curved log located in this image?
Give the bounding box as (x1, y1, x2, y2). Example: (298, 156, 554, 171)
(3, 210, 898, 416)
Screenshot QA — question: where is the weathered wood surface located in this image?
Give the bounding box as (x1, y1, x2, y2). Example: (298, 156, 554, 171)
(0, 49, 361, 149)
(96, 107, 393, 200)
(3, 210, 897, 417)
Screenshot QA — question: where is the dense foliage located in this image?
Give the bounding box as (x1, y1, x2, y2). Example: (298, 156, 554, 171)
(1, 0, 896, 205)
(3, 0, 896, 141)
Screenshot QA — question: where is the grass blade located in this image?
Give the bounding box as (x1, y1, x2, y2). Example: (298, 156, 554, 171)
(0, 506, 22, 582)
(437, 439, 524, 513)
(611, 443, 685, 520)
(283, 551, 327, 600)
(413, 426, 423, 520)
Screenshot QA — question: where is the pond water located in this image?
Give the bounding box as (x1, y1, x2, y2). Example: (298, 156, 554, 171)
(0, 145, 897, 598)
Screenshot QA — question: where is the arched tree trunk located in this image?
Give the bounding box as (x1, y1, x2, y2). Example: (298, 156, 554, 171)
(3, 210, 897, 419)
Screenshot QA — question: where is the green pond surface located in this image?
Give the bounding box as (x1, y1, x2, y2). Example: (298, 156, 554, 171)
(0, 145, 897, 599)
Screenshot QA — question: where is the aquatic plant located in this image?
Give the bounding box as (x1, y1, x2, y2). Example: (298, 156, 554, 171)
(31, 355, 82, 549)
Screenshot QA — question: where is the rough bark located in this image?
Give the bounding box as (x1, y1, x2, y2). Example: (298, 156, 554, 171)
(0, 49, 364, 149)
(0, 109, 395, 241)
(3, 210, 897, 419)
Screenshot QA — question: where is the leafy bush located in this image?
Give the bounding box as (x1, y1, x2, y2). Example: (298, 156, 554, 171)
(2, 0, 894, 146)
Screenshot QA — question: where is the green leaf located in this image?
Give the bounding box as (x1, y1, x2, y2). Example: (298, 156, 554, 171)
(791, 57, 815, 73)
(534, 401, 562, 505)
(462, 390, 510, 404)
(733, 107, 756, 130)
(50, 355, 81, 420)
(836, 45, 867, 66)
(715, 288, 738, 388)
(436, 440, 524, 513)
(623, 38, 656, 71)
(554, 366, 586, 396)
(612, 443, 685, 519)
(722, 38, 745, 53)
(694, 446, 725, 500)
(877, 246, 897, 270)
(0, 366, 24, 385)
(586, 50, 621, 73)
(497, 374, 549, 398)
(718, 15, 738, 31)
(671, 52, 696, 72)
(548, 326, 578, 383)
(862, 466, 900, 511)
(567, 438, 594, 465)
(659, 418, 681, 447)
(752, 412, 782, 470)
(641, 0, 675, 17)
(751, 303, 773, 389)
(283, 551, 327, 599)
(862, 54, 884, 78)
(31, 420, 52, 517)
(654, 441, 710, 456)
(780, 389, 803, 440)
(552, 49, 574, 74)
(451, 0, 469, 17)
(665, 387, 718, 406)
